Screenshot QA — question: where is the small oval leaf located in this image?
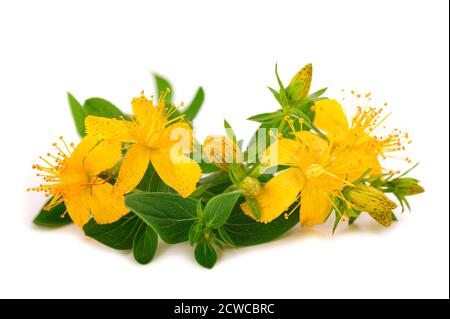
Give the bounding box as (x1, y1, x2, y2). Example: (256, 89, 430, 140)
(203, 191, 241, 229)
(84, 97, 125, 119)
(132, 223, 158, 265)
(194, 240, 217, 269)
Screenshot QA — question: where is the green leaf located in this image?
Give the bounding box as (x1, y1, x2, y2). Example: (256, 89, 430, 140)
(196, 199, 204, 218)
(188, 222, 204, 245)
(194, 240, 217, 269)
(267, 86, 281, 104)
(348, 216, 358, 225)
(244, 198, 261, 219)
(83, 213, 141, 250)
(346, 208, 359, 218)
(84, 98, 125, 119)
(136, 164, 169, 192)
(33, 198, 72, 227)
(222, 204, 299, 247)
(224, 119, 237, 140)
(391, 212, 398, 222)
(332, 211, 342, 234)
(290, 101, 315, 124)
(218, 227, 236, 248)
(67, 92, 86, 137)
(286, 81, 303, 101)
(247, 110, 284, 124)
(154, 73, 172, 105)
(275, 63, 285, 92)
(397, 162, 420, 178)
(307, 87, 328, 100)
(274, 63, 289, 107)
(203, 191, 241, 229)
(200, 161, 220, 173)
(132, 223, 158, 264)
(182, 87, 204, 121)
(125, 192, 198, 244)
(348, 210, 361, 225)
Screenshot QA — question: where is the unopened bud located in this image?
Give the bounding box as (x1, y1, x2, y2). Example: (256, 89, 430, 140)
(344, 184, 397, 227)
(287, 63, 312, 101)
(390, 178, 425, 196)
(202, 136, 241, 171)
(239, 176, 262, 198)
(239, 177, 262, 219)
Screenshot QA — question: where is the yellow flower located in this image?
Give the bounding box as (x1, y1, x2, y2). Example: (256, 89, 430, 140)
(85, 92, 201, 198)
(344, 184, 397, 227)
(28, 136, 127, 227)
(313, 98, 411, 175)
(241, 129, 367, 226)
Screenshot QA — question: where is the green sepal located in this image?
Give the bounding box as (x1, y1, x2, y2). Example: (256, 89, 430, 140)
(274, 63, 288, 108)
(307, 87, 328, 100)
(247, 110, 284, 124)
(267, 86, 281, 104)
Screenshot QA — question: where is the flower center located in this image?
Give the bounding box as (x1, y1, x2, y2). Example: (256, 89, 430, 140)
(305, 163, 327, 178)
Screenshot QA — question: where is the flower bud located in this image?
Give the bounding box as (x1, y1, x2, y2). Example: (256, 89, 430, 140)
(239, 176, 262, 198)
(390, 178, 425, 196)
(202, 136, 242, 171)
(287, 63, 312, 101)
(239, 177, 262, 219)
(344, 184, 397, 227)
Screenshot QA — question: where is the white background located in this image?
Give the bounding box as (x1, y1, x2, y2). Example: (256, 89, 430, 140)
(0, 0, 448, 299)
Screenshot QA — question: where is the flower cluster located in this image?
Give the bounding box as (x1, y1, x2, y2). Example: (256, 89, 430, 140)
(29, 64, 424, 268)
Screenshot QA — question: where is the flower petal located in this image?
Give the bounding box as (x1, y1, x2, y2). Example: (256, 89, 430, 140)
(328, 148, 376, 183)
(89, 181, 128, 224)
(241, 167, 304, 223)
(85, 116, 135, 141)
(155, 122, 193, 149)
(69, 136, 99, 169)
(299, 183, 332, 227)
(64, 188, 91, 227)
(313, 100, 349, 136)
(83, 138, 122, 177)
(262, 138, 302, 167)
(150, 148, 201, 198)
(131, 95, 153, 126)
(114, 144, 151, 194)
(294, 131, 329, 163)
